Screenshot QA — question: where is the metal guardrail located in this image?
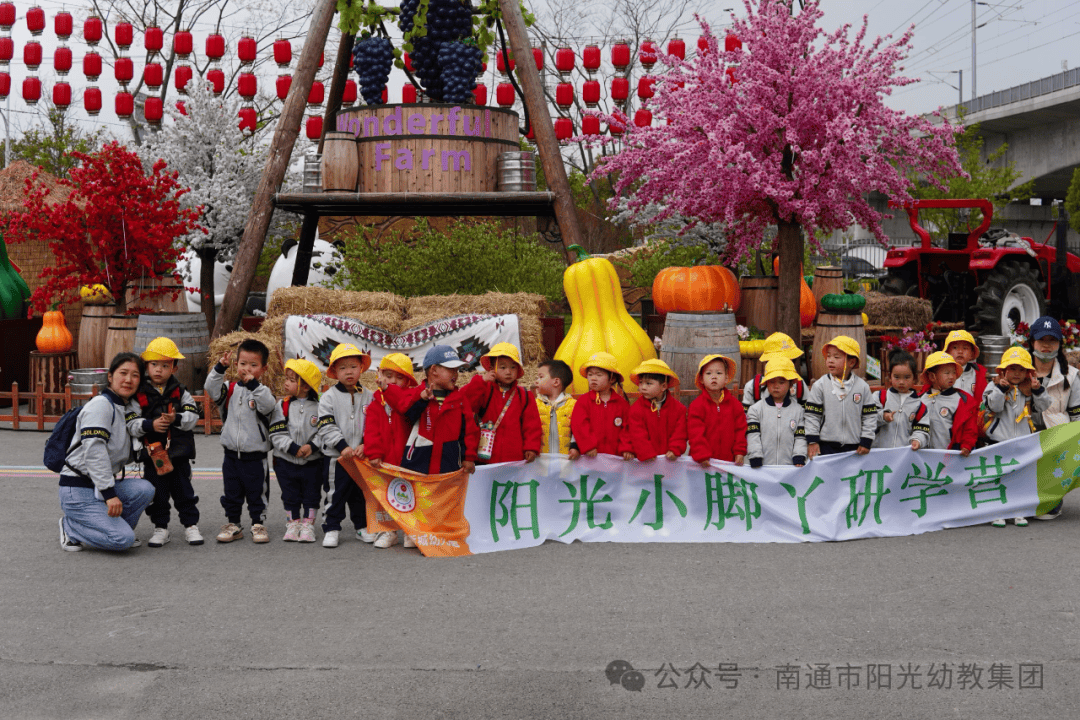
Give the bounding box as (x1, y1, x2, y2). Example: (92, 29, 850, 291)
(956, 68, 1080, 114)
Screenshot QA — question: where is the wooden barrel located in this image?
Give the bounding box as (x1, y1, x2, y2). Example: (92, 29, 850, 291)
(133, 313, 211, 391)
(29, 350, 76, 415)
(126, 276, 188, 314)
(103, 314, 139, 365)
(812, 266, 844, 314)
(321, 131, 359, 191)
(660, 312, 742, 397)
(811, 312, 867, 381)
(739, 276, 778, 336)
(78, 304, 115, 369)
(334, 104, 520, 193)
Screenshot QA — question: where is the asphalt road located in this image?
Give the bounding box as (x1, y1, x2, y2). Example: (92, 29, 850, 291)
(2, 429, 1076, 719)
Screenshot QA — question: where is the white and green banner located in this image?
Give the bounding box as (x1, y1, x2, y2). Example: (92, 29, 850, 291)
(462, 423, 1080, 553)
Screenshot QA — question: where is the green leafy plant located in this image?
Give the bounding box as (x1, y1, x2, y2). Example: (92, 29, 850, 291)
(338, 0, 401, 36)
(613, 239, 719, 294)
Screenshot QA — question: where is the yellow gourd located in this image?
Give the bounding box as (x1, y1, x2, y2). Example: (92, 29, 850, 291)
(36, 309, 73, 353)
(556, 246, 657, 394)
(80, 284, 113, 304)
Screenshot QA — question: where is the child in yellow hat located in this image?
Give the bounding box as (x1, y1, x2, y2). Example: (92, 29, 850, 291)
(803, 335, 877, 459)
(269, 359, 324, 543)
(621, 359, 687, 462)
(910, 351, 979, 456)
(570, 352, 630, 459)
(746, 358, 807, 468)
(132, 336, 202, 547)
(461, 342, 541, 465)
(687, 354, 747, 467)
(741, 332, 808, 409)
(943, 329, 988, 399)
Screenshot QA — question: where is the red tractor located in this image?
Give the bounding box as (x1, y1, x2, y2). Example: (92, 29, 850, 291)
(880, 198, 1080, 334)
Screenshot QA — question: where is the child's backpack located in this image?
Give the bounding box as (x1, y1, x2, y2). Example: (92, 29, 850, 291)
(43, 406, 84, 474)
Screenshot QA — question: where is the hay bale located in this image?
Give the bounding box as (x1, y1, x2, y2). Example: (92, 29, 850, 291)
(207, 329, 287, 396)
(267, 287, 407, 319)
(860, 291, 932, 329)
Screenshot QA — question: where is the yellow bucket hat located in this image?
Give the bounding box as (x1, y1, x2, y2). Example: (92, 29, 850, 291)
(630, 358, 680, 389)
(695, 354, 737, 392)
(822, 335, 862, 367)
(760, 357, 802, 385)
(480, 342, 524, 379)
(944, 329, 980, 359)
(579, 352, 624, 383)
(997, 346, 1034, 371)
(920, 350, 963, 385)
(327, 343, 371, 378)
(760, 332, 804, 361)
(284, 358, 323, 394)
(141, 336, 185, 361)
(379, 352, 418, 387)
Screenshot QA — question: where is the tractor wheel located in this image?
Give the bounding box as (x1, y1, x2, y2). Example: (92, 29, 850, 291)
(880, 272, 918, 297)
(972, 263, 1046, 335)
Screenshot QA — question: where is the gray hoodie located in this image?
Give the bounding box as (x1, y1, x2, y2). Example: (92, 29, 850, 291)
(746, 395, 807, 467)
(64, 390, 142, 499)
(803, 373, 877, 449)
(269, 394, 325, 465)
(205, 363, 276, 456)
(982, 381, 1051, 443)
(316, 383, 373, 456)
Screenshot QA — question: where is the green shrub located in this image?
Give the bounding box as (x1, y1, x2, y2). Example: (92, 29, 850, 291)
(333, 219, 566, 304)
(615, 239, 719, 293)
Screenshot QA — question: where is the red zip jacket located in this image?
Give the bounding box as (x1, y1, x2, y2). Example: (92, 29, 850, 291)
(570, 390, 630, 456)
(912, 388, 980, 451)
(460, 376, 541, 464)
(688, 389, 748, 463)
(620, 394, 688, 461)
(384, 382, 479, 474)
(363, 389, 411, 467)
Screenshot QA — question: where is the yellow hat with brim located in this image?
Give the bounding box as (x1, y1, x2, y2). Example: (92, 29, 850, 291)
(822, 335, 862, 368)
(630, 358, 680, 389)
(480, 342, 524, 379)
(760, 332, 804, 361)
(141, 336, 185, 361)
(760, 357, 802, 385)
(997, 346, 1034, 371)
(379, 352, 418, 387)
(695, 354, 737, 392)
(920, 350, 963, 385)
(327, 343, 371, 379)
(284, 359, 323, 394)
(944, 329, 980, 359)
(579, 352, 624, 383)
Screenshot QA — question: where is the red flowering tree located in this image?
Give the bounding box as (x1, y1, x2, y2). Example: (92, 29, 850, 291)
(593, 0, 964, 342)
(9, 141, 203, 316)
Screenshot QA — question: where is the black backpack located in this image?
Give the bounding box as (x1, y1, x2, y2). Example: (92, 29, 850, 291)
(43, 406, 83, 474)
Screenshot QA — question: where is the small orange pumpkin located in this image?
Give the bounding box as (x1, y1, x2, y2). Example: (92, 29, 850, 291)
(652, 265, 741, 315)
(36, 309, 73, 353)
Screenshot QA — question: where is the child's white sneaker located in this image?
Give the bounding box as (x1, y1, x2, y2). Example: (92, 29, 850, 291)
(374, 531, 399, 548)
(283, 520, 301, 542)
(184, 525, 204, 545)
(991, 518, 1007, 528)
(1014, 517, 1029, 527)
(148, 527, 170, 547)
(322, 530, 340, 548)
(357, 527, 377, 543)
(298, 518, 316, 543)
(403, 534, 417, 548)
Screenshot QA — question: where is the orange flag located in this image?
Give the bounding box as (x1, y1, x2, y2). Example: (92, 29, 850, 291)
(340, 457, 473, 557)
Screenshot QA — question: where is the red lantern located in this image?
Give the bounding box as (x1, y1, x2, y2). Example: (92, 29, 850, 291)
(611, 40, 631, 73)
(207, 67, 224, 95)
(276, 74, 291, 101)
(697, 36, 709, 55)
(554, 117, 573, 140)
(114, 21, 133, 50)
(115, 90, 133, 118)
(581, 113, 600, 136)
(319, 52, 324, 68)
(555, 81, 574, 110)
(525, 123, 535, 142)
(144, 96, 163, 124)
(238, 72, 257, 100)
(238, 35, 256, 65)
(273, 38, 291, 68)
(582, 79, 600, 107)
(115, 56, 133, 85)
(23, 42, 41, 71)
(305, 115, 322, 140)
(634, 108, 652, 127)
(342, 79, 357, 104)
(83, 52, 102, 81)
(307, 80, 324, 105)
(0, 71, 8, 98)
(609, 111, 627, 136)
(611, 76, 629, 103)
(174, 64, 192, 93)
(84, 86, 101, 115)
(496, 81, 514, 107)
(239, 107, 257, 133)
(637, 76, 654, 99)
(402, 83, 416, 103)
(206, 33, 225, 61)
(668, 37, 685, 60)
(55, 11, 73, 40)
(495, 49, 514, 75)
(176, 100, 186, 115)
(26, 6, 44, 36)
(555, 46, 574, 77)
(0, 37, 13, 64)
(54, 46, 72, 76)
(472, 83, 486, 106)
(725, 33, 742, 52)
(145, 26, 163, 55)
(532, 46, 543, 71)
(174, 30, 192, 58)
(0, 2, 14, 31)
(582, 44, 601, 75)
(83, 16, 102, 46)
(142, 62, 162, 89)
(381, 86, 387, 103)
(726, 66, 737, 84)
(403, 52, 413, 73)
(639, 39, 658, 70)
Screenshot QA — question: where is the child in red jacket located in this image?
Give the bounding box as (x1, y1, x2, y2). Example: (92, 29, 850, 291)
(570, 352, 630, 458)
(910, 351, 979, 456)
(621, 359, 687, 462)
(943, 329, 988, 400)
(461, 342, 541, 465)
(688, 354, 747, 467)
(365, 353, 418, 470)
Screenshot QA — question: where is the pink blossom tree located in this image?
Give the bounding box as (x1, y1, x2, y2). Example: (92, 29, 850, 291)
(593, 0, 964, 343)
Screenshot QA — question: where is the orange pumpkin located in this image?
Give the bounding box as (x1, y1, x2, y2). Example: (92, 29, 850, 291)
(772, 257, 816, 328)
(36, 309, 73, 353)
(652, 265, 741, 315)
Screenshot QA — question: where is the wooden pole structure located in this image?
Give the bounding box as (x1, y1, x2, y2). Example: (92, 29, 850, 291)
(497, 0, 582, 264)
(212, 0, 338, 340)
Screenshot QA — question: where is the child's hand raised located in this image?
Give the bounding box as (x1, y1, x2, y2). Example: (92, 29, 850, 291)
(420, 386, 434, 401)
(219, 351, 232, 368)
(996, 372, 1011, 388)
(482, 369, 497, 383)
(1029, 372, 1041, 391)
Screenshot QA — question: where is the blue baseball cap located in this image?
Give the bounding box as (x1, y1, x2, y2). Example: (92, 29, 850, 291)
(423, 345, 467, 369)
(1030, 316, 1062, 341)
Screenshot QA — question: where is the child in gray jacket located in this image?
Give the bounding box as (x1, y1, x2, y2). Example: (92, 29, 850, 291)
(746, 358, 807, 468)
